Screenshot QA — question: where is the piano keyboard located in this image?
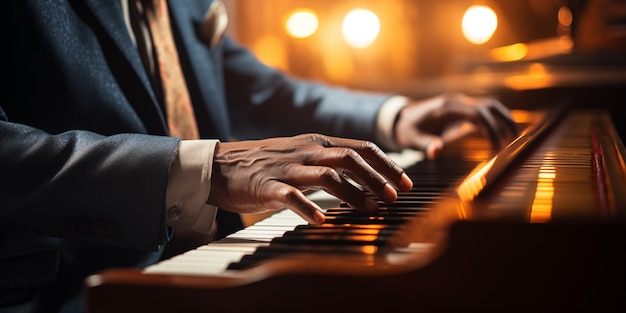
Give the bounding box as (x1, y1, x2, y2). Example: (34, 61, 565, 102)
(87, 108, 626, 313)
(145, 209, 306, 276)
(144, 138, 491, 276)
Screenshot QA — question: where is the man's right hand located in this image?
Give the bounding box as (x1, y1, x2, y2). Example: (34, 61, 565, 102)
(207, 133, 413, 224)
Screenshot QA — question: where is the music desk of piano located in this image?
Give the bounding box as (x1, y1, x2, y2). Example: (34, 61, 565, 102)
(85, 101, 626, 312)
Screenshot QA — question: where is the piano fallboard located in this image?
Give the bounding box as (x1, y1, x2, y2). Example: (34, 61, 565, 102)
(86, 109, 626, 313)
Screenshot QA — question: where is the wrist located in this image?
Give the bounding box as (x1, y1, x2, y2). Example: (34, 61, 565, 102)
(376, 96, 409, 151)
(165, 139, 219, 227)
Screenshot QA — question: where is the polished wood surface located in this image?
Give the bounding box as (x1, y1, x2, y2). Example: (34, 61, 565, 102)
(86, 107, 626, 313)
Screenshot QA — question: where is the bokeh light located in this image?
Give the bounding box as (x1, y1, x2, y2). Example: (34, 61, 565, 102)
(462, 5, 498, 45)
(342, 9, 380, 48)
(286, 9, 319, 38)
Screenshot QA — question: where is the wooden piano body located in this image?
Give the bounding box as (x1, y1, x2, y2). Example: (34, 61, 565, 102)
(86, 100, 626, 312)
(86, 221, 625, 313)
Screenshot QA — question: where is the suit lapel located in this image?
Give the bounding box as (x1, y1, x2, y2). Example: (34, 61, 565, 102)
(82, 0, 231, 139)
(83, 0, 169, 135)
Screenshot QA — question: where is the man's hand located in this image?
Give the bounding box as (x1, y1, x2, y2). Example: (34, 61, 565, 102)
(395, 93, 519, 159)
(207, 134, 413, 224)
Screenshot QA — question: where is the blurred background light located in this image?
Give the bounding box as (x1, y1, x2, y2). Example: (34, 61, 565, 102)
(342, 9, 381, 48)
(489, 42, 528, 61)
(252, 35, 287, 70)
(285, 8, 319, 38)
(462, 5, 498, 45)
(226, 0, 575, 90)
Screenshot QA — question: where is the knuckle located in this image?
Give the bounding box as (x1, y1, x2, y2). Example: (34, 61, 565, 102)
(340, 148, 360, 162)
(317, 167, 342, 184)
(302, 133, 326, 144)
(299, 133, 315, 140)
(362, 140, 381, 153)
(279, 186, 300, 203)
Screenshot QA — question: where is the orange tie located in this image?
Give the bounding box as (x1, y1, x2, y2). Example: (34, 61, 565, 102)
(142, 0, 199, 140)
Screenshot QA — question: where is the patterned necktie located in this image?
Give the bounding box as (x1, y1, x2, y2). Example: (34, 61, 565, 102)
(142, 0, 199, 140)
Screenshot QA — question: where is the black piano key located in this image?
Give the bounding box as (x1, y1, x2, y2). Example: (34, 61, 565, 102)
(335, 203, 434, 212)
(322, 214, 414, 225)
(377, 202, 435, 208)
(286, 227, 398, 236)
(227, 254, 277, 270)
(293, 223, 403, 232)
(278, 231, 395, 244)
(262, 243, 387, 254)
(339, 200, 435, 208)
(367, 198, 439, 204)
(364, 189, 445, 195)
(227, 244, 385, 270)
(323, 210, 419, 218)
(271, 234, 392, 246)
(331, 207, 430, 214)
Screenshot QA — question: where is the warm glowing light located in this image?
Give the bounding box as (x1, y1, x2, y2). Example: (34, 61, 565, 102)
(323, 51, 355, 81)
(252, 36, 287, 70)
(361, 245, 379, 255)
(503, 63, 554, 90)
(462, 5, 498, 45)
(530, 154, 556, 223)
(510, 109, 544, 125)
(342, 9, 380, 48)
(559, 36, 574, 52)
(285, 9, 319, 38)
(489, 43, 528, 62)
(557, 6, 573, 27)
(538, 166, 556, 179)
(457, 157, 496, 202)
(529, 63, 547, 77)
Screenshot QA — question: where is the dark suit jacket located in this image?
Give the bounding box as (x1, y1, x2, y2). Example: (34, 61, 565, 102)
(1, 0, 391, 311)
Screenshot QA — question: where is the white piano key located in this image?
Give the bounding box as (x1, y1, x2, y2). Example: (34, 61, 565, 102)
(143, 208, 306, 276)
(145, 247, 255, 275)
(196, 244, 262, 251)
(142, 151, 427, 277)
(226, 233, 280, 240)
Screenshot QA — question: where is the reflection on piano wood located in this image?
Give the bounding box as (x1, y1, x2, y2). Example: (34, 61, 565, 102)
(86, 105, 626, 313)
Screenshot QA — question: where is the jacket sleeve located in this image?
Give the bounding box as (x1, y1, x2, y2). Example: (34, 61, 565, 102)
(0, 109, 180, 251)
(221, 36, 394, 142)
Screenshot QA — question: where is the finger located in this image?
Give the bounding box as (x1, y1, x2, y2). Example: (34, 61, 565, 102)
(315, 136, 413, 192)
(425, 137, 444, 160)
(440, 121, 477, 143)
(308, 147, 400, 203)
(464, 96, 519, 144)
(485, 98, 519, 138)
(404, 132, 444, 160)
(280, 164, 380, 213)
(267, 181, 326, 224)
(445, 95, 517, 146)
(475, 105, 505, 149)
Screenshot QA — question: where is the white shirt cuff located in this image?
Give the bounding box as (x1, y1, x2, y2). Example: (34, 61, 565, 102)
(165, 139, 219, 234)
(376, 96, 409, 151)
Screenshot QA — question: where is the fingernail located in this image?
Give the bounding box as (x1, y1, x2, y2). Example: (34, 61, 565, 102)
(427, 139, 443, 159)
(401, 173, 413, 191)
(384, 183, 398, 202)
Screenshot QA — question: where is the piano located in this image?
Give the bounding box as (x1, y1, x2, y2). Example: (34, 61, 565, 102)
(85, 96, 626, 312)
(86, 1, 626, 309)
